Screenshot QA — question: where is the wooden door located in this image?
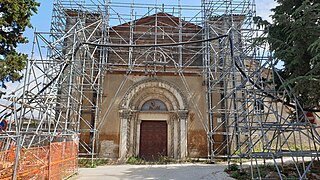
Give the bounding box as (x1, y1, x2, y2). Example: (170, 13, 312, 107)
(139, 121, 167, 160)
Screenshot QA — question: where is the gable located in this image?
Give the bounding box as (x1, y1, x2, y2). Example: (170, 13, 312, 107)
(111, 12, 202, 30)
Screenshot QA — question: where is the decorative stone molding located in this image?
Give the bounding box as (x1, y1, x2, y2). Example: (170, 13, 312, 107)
(119, 78, 188, 110)
(119, 109, 132, 119)
(132, 115, 138, 156)
(119, 118, 128, 161)
(177, 118, 181, 158)
(118, 109, 132, 161)
(177, 110, 188, 159)
(178, 110, 189, 120)
(118, 78, 189, 160)
(168, 116, 174, 158)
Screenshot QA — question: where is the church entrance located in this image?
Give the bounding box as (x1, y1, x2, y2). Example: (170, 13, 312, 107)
(119, 79, 189, 160)
(139, 121, 167, 160)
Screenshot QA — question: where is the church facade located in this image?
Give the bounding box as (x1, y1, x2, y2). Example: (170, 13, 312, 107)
(75, 12, 230, 160)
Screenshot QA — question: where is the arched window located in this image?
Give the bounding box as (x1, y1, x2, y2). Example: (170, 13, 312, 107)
(141, 99, 168, 111)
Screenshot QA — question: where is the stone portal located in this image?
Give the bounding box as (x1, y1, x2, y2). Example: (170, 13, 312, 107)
(119, 79, 189, 160)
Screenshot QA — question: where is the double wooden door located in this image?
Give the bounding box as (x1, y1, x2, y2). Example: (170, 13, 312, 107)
(139, 121, 167, 160)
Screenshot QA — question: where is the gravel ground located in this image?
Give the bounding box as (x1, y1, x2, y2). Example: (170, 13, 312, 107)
(71, 163, 235, 180)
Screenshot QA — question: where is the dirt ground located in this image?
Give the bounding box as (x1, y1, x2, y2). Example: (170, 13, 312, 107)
(71, 163, 235, 180)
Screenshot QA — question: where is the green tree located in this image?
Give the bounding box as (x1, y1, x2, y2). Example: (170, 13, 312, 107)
(0, 0, 39, 88)
(256, 0, 320, 109)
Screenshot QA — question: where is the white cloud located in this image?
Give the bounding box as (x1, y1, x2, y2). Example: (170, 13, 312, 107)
(255, 0, 278, 22)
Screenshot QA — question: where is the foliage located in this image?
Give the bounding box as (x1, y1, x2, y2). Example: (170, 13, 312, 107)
(158, 156, 175, 164)
(255, 0, 320, 109)
(230, 170, 250, 180)
(0, 0, 39, 88)
(78, 158, 109, 168)
(225, 163, 239, 172)
(126, 156, 146, 165)
(224, 164, 250, 180)
(126, 156, 177, 165)
(124, 156, 220, 165)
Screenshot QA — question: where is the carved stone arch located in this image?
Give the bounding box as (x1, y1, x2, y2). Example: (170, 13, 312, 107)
(119, 78, 188, 111)
(118, 78, 189, 161)
(137, 94, 172, 111)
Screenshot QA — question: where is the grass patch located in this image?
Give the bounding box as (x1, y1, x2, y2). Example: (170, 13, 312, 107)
(126, 156, 146, 165)
(126, 156, 212, 165)
(78, 158, 109, 168)
(126, 156, 176, 165)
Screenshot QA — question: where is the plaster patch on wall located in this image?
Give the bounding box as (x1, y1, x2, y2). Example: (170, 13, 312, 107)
(100, 140, 119, 159)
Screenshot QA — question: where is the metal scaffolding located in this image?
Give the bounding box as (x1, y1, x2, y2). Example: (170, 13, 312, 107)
(0, 0, 319, 179)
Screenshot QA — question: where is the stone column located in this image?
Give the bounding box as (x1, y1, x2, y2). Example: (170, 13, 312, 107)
(172, 113, 179, 159)
(135, 119, 142, 156)
(119, 109, 131, 161)
(127, 112, 138, 157)
(178, 110, 189, 159)
(168, 114, 175, 158)
(132, 113, 138, 156)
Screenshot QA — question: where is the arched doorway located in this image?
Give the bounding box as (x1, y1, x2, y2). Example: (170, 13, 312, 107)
(139, 99, 168, 160)
(119, 79, 189, 161)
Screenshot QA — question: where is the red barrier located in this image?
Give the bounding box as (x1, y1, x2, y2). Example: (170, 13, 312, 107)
(0, 141, 78, 180)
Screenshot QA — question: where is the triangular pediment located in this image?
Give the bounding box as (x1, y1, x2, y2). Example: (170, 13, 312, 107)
(112, 12, 201, 30)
